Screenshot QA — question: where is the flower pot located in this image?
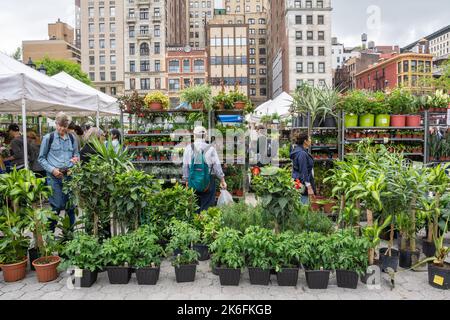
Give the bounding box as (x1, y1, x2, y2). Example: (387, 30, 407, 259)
(175, 264, 197, 283)
(323, 115, 337, 128)
(422, 240, 436, 258)
(32, 256, 61, 283)
(136, 266, 160, 285)
(391, 115, 406, 127)
(345, 114, 358, 128)
(406, 115, 421, 127)
(78, 269, 98, 288)
(149, 102, 163, 111)
(0, 258, 28, 282)
(379, 248, 399, 272)
(106, 266, 132, 284)
(235, 190, 244, 197)
(276, 267, 299, 286)
(191, 102, 204, 110)
(336, 270, 359, 289)
(193, 244, 210, 261)
(305, 270, 330, 289)
(323, 199, 336, 214)
(28, 248, 40, 271)
(248, 268, 271, 286)
(375, 114, 391, 127)
(359, 114, 375, 127)
(428, 262, 450, 290)
(234, 101, 246, 110)
(217, 267, 241, 286)
(399, 249, 420, 269)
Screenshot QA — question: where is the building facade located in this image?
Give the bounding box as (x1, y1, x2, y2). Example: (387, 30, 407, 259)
(355, 53, 434, 92)
(167, 0, 189, 47)
(23, 20, 81, 65)
(403, 25, 450, 60)
(123, 0, 167, 94)
(269, 0, 333, 98)
(166, 46, 208, 105)
(80, 0, 125, 96)
(189, 0, 215, 48)
(75, 0, 82, 48)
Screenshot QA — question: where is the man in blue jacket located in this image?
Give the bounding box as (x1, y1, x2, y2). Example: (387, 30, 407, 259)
(290, 132, 315, 204)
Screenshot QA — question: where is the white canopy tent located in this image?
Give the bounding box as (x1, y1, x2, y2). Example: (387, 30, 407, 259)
(52, 72, 120, 127)
(0, 52, 105, 169)
(249, 92, 294, 123)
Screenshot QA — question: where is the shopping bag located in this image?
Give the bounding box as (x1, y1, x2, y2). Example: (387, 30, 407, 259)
(217, 189, 234, 207)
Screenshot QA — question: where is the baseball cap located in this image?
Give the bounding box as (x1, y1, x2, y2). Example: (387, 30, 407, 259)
(193, 126, 207, 135)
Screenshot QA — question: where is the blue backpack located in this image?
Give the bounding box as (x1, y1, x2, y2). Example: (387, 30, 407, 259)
(188, 145, 212, 193)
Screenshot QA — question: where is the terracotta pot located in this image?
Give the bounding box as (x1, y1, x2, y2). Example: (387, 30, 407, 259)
(0, 258, 28, 282)
(235, 190, 244, 197)
(191, 102, 204, 110)
(32, 256, 61, 283)
(395, 134, 402, 139)
(406, 115, 421, 127)
(391, 115, 406, 127)
(149, 102, 163, 111)
(234, 101, 246, 110)
(323, 200, 336, 214)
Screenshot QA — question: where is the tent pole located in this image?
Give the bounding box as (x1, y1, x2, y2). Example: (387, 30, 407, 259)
(21, 98, 29, 170)
(96, 109, 100, 128)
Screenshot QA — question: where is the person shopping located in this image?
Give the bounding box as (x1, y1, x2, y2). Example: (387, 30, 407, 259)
(4, 124, 25, 170)
(290, 132, 315, 204)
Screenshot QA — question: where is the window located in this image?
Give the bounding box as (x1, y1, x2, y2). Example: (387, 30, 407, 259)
(88, 7, 94, 17)
(307, 47, 314, 56)
(398, 62, 402, 73)
(154, 25, 160, 37)
(88, 23, 95, 33)
(194, 59, 204, 72)
(110, 7, 116, 17)
(111, 72, 116, 81)
(99, 7, 105, 17)
(130, 61, 135, 72)
(155, 78, 161, 90)
(99, 39, 105, 49)
(306, 1, 312, 8)
(99, 23, 105, 33)
(403, 60, 409, 72)
(89, 40, 94, 49)
(296, 31, 302, 40)
(169, 79, 180, 91)
(296, 47, 303, 56)
(140, 43, 150, 56)
(100, 87, 106, 93)
(318, 15, 324, 25)
(140, 8, 149, 20)
(110, 23, 116, 33)
(295, 15, 302, 24)
(319, 62, 325, 73)
(425, 61, 431, 73)
(129, 43, 135, 55)
(155, 60, 161, 72)
(307, 15, 313, 25)
(411, 60, 417, 72)
(307, 31, 313, 40)
(89, 72, 95, 81)
(307, 62, 314, 73)
(318, 79, 326, 88)
(183, 59, 190, 73)
(110, 55, 116, 65)
(296, 62, 303, 73)
(140, 60, 150, 72)
(100, 72, 105, 81)
(99, 55, 105, 65)
(154, 42, 160, 54)
(318, 47, 325, 56)
(318, 31, 325, 40)
(110, 39, 116, 49)
(140, 78, 150, 90)
(169, 60, 180, 73)
(317, 1, 324, 8)
(129, 26, 135, 38)
(130, 78, 136, 90)
(111, 87, 117, 96)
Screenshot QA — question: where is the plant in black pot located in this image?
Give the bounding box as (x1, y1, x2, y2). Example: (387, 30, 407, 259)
(242, 226, 276, 286)
(273, 231, 300, 286)
(192, 207, 222, 261)
(209, 227, 245, 286)
(60, 233, 103, 288)
(331, 230, 370, 289)
(132, 225, 164, 285)
(100, 234, 135, 284)
(166, 219, 201, 283)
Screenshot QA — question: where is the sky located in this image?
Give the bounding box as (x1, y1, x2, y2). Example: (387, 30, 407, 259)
(0, 0, 449, 55)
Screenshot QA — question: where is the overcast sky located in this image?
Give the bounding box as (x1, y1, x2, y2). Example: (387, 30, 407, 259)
(0, 0, 448, 55)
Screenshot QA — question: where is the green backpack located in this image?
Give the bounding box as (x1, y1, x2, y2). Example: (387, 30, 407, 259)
(188, 146, 212, 193)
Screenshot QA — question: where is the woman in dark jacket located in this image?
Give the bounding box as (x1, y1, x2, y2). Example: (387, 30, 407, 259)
(290, 132, 316, 204)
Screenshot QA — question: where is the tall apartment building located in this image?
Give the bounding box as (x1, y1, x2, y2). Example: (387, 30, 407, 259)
(167, 0, 189, 46)
(189, 0, 215, 48)
(23, 19, 82, 65)
(268, 0, 333, 98)
(80, 0, 125, 96)
(123, 0, 168, 94)
(75, 0, 82, 48)
(207, 16, 249, 96)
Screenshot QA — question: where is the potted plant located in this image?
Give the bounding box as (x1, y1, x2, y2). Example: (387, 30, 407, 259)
(118, 91, 145, 115)
(144, 91, 170, 111)
(228, 90, 249, 110)
(192, 207, 222, 261)
(133, 226, 164, 285)
(387, 88, 415, 127)
(341, 90, 366, 128)
(180, 84, 213, 110)
(209, 227, 245, 286)
(273, 231, 300, 286)
(101, 234, 135, 284)
(358, 92, 375, 127)
(371, 91, 391, 127)
(166, 219, 201, 283)
(242, 226, 276, 286)
(60, 233, 103, 288)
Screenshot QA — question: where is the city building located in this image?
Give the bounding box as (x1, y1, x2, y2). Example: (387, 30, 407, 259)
(189, 0, 215, 48)
(75, 0, 81, 48)
(123, 0, 167, 95)
(355, 53, 434, 93)
(268, 0, 333, 98)
(166, 46, 208, 105)
(207, 16, 249, 96)
(167, 0, 189, 47)
(334, 52, 380, 90)
(80, 0, 125, 96)
(331, 37, 358, 70)
(22, 19, 81, 65)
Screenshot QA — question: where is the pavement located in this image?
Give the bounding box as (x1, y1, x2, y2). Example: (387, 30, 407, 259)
(1, 258, 449, 300)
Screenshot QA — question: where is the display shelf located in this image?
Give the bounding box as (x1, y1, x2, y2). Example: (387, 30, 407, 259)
(132, 160, 176, 164)
(345, 138, 424, 142)
(345, 126, 424, 130)
(311, 145, 339, 150)
(290, 127, 338, 130)
(124, 132, 192, 137)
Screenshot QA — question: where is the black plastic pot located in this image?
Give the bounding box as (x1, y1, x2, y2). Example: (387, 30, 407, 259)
(428, 262, 450, 290)
(106, 266, 132, 284)
(79, 269, 98, 288)
(422, 240, 436, 258)
(217, 267, 241, 286)
(336, 270, 359, 289)
(323, 115, 337, 128)
(28, 248, 40, 271)
(313, 117, 323, 127)
(276, 267, 299, 286)
(175, 264, 197, 283)
(399, 249, 420, 268)
(173, 248, 183, 256)
(248, 268, 270, 286)
(305, 270, 330, 289)
(379, 248, 399, 272)
(210, 262, 219, 276)
(193, 244, 210, 261)
(136, 267, 160, 285)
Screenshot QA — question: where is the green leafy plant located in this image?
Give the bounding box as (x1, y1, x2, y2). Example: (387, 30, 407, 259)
(144, 91, 170, 110)
(209, 227, 245, 269)
(273, 231, 301, 271)
(330, 230, 370, 275)
(131, 225, 164, 268)
(60, 233, 103, 272)
(101, 234, 135, 267)
(296, 232, 334, 270)
(165, 219, 200, 267)
(387, 87, 415, 115)
(363, 216, 392, 265)
(242, 226, 276, 270)
(0, 207, 30, 265)
(180, 84, 213, 111)
(340, 90, 369, 115)
(193, 207, 222, 245)
(213, 91, 233, 110)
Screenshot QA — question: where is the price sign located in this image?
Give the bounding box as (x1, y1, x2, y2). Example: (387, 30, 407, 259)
(74, 268, 83, 278)
(170, 178, 177, 184)
(433, 275, 444, 286)
(383, 137, 389, 144)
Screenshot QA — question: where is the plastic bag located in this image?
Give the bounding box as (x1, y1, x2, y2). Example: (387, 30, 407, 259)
(217, 189, 234, 207)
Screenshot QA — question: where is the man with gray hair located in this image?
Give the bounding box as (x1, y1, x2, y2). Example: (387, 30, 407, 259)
(38, 112, 80, 230)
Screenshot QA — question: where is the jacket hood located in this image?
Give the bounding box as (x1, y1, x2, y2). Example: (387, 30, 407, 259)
(290, 145, 305, 160)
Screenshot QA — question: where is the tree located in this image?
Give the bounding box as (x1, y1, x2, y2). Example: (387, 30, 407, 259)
(11, 47, 21, 61)
(35, 56, 92, 86)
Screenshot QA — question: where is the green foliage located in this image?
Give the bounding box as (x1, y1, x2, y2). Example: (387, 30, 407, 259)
(283, 204, 333, 234)
(213, 91, 233, 110)
(193, 207, 222, 245)
(296, 232, 334, 270)
(219, 202, 265, 233)
(180, 84, 213, 110)
(60, 233, 103, 272)
(165, 219, 200, 267)
(36, 56, 92, 85)
(242, 226, 276, 269)
(330, 230, 370, 275)
(131, 225, 164, 268)
(100, 233, 136, 267)
(362, 216, 392, 249)
(209, 227, 245, 269)
(144, 91, 170, 109)
(273, 231, 301, 271)
(387, 87, 415, 114)
(340, 90, 368, 115)
(0, 207, 30, 264)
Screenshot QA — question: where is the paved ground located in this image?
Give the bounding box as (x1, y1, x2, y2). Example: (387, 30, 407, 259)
(1, 258, 449, 300)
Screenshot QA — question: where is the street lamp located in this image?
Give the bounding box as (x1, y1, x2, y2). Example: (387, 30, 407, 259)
(26, 57, 36, 69)
(37, 64, 47, 75)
